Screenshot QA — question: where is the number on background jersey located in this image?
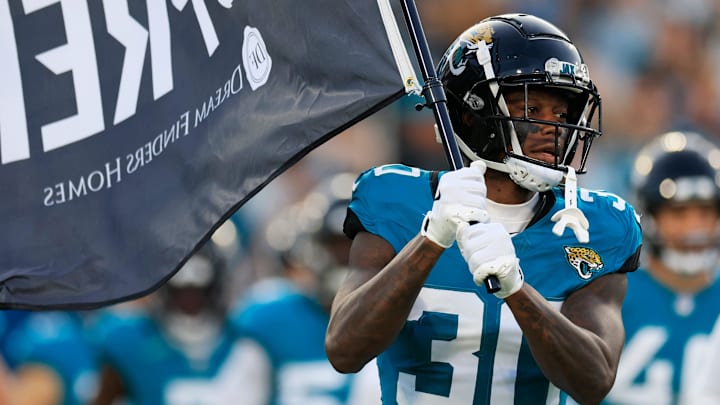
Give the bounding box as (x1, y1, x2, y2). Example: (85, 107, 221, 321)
(607, 327, 711, 404)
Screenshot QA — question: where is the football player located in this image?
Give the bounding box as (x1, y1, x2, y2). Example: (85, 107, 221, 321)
(325, 13, 642, 405)
(230, 172, 381, 405)
(91, 222, 246, 405)
(604, 131, 720, 404)
(0, 310, 98, 405)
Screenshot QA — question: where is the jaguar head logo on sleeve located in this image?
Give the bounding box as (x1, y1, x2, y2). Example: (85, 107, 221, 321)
(564, 246, 604, 279)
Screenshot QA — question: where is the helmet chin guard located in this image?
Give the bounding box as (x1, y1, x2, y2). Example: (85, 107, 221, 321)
(504, 157, 564, 192)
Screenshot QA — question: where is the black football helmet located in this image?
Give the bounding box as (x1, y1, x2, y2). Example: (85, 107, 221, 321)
(163, 240, 228, 316)
(437, 13, 601, 191)
(631, 131, 720, 275)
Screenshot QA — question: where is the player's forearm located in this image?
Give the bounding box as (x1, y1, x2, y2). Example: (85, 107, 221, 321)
(506, 285, 616, 405)
(326, 235, 442, 373)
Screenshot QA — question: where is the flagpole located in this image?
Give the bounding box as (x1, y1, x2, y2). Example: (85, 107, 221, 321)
(398, 0, 464, 171)
(399, 0, 500, 293)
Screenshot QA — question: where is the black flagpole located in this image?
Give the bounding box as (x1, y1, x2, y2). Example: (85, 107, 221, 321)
(399, 0, 463, 171)
(399, 0, 500, 293)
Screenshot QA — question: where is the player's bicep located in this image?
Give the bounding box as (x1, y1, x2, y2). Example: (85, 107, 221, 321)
(561, 272, 628, 364)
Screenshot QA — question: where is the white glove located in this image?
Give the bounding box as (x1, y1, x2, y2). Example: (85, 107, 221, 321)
(421, 161, 490, 248)
(456, 222, 524, 298)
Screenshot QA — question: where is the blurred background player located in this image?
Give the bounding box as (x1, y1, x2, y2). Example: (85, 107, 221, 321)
(91, 221, 247, 405)
(0, 309, 98, 405)
(604, 131, 720, 404)
(229, 172, 381, 405)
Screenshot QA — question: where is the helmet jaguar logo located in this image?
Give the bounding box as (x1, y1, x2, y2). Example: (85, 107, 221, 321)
(564, 246, 604, 279)
(449, 25, 494, 76)
(463, 25, 494, 45)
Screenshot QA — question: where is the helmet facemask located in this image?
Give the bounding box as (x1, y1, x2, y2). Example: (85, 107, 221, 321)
(450, 74, 601, 192)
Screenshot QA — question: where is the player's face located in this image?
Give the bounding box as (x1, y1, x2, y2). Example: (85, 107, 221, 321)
(166, 286, 212, 316)
(655, 201, 719, 251)
(504, 88, 570, 165)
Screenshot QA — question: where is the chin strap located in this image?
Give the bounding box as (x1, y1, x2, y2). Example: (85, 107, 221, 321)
(550, 166, 590, 243)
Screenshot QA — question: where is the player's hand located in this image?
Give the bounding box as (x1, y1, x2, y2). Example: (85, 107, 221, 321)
(456, 221, 524, 298)
(421, 161, 490, 248)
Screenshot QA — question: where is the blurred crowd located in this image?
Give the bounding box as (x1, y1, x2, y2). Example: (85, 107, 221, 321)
(2, 0, 720, 403)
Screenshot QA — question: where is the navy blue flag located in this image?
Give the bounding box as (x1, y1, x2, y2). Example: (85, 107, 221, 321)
(0, 0, 418, 308)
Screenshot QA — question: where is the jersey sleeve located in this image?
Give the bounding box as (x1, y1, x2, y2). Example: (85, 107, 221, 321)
(582, 189, 643, 274)
(344, 165, 433, 253)
(611, 195, 642, 273)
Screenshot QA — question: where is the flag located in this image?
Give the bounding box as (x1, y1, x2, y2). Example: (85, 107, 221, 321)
(0, 0, 419, 308)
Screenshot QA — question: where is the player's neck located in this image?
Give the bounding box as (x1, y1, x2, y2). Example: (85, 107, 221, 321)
(647, 256, 714, 294)
(485, 169, 536, 204)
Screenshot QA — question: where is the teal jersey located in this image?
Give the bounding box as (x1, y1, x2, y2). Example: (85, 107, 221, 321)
(231, 285, 378, 404)
(90, 309, 243, 405)
(604, 269, 720, 405)
(5, 311, 99, 405)
(346, 164, 642, 405)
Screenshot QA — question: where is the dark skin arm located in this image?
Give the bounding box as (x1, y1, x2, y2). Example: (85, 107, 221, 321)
(506, 273, 627, 405)
(325, 232, 443, 372)
(326, 229, 627, 405)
